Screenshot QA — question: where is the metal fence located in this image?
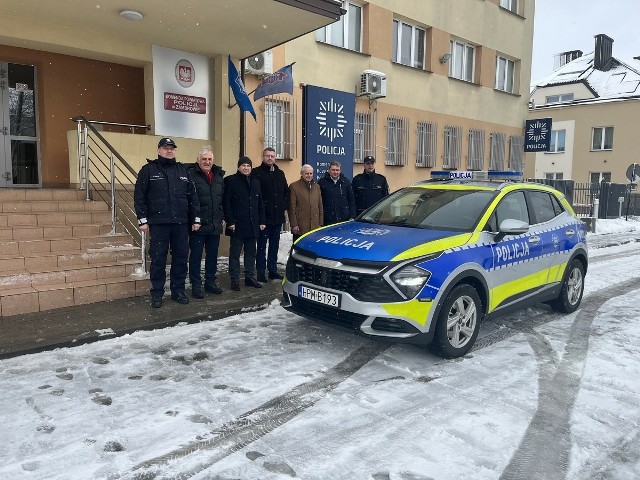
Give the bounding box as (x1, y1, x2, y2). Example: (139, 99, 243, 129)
(529, 178, 640, 219)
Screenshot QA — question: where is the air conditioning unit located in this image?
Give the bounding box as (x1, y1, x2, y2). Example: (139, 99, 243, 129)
(244, 51, 273, 75)
(359, 70, 387, 99)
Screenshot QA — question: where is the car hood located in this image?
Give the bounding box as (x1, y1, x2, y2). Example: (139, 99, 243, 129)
(293, 221, 473, 262)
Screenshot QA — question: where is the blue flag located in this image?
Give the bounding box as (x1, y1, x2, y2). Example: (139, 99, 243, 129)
(228, 55, 256, 121)
(253, 63, 294, 102)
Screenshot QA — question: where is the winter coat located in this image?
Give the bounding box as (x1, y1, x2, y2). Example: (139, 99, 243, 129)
(318, 172, 356, 225)
(134, 157, 200, 226)
(223, 171, 266, 238)
(187, 163, 225, 235)
(288, 177, 323, 235)
(251, 162, 290, 225)
(352, 170, 390, 215)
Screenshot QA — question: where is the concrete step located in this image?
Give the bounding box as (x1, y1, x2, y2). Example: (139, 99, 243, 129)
(0, 210, 113, 227)
(0, 199, 109, 213)
(0, 188, 87, 202)
(0, 276, 149, 317)
(0, 245, 142, 273)
(0, 233, 134, 254)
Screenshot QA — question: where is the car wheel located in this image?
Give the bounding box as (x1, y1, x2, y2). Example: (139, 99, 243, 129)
(550, 259, 585, 313)
(429, 284, 482, 358)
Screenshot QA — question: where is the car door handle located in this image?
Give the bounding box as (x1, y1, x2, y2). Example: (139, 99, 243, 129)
(528, 236, 541, 245)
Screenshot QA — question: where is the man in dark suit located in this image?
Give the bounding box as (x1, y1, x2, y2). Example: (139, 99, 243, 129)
(223, 157, 266, 291)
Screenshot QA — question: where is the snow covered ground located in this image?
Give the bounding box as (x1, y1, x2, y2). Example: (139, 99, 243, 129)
(1, 217, 640, 480)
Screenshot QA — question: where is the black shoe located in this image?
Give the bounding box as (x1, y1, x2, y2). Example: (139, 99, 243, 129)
(244, 277, 263, 288)
(257, 274, 268, 283)
(204, 281, 222, 294)
(191, 286, 204, 299)
(151, 294, 163, 308)
(268, 271, 283, 280)
(171, 291, 190, 304)
(230, 281, 240, 291)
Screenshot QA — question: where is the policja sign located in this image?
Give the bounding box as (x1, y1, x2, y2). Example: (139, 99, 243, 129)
(524, 118, 552, 152)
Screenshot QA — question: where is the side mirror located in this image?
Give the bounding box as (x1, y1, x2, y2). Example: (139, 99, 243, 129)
(494, 218, 529, 241)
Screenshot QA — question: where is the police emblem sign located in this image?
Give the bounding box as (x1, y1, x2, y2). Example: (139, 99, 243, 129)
(303, 85, 356, 181)
(524, 118, 552, 152)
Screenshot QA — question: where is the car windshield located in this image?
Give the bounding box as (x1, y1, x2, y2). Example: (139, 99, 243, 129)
(359, 187, 496, 231)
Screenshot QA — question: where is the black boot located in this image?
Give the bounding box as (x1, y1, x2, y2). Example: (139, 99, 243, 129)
(244, 277, 263, 288)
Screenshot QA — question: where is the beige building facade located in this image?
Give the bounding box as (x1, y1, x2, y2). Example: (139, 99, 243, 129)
(527, 34, 640, 185)
(245, 0, 535, 191)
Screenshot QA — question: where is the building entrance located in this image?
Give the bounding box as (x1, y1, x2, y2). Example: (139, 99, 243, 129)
(0, 62, 40, 187)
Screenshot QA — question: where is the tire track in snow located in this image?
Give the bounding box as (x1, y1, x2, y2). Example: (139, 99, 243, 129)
(128, 342, 389, 479)
(499, 278, 640, 480)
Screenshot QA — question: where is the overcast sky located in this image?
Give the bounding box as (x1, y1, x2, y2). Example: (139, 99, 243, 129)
(531, 0, 640, 83)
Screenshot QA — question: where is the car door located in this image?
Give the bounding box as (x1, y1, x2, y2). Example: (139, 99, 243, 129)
(486, 190, 547, 311)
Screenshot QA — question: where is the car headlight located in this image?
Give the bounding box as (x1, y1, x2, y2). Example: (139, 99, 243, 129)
(390, 265, 431, 299)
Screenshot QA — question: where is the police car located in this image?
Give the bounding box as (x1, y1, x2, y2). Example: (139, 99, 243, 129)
(282, 171, 588, 358)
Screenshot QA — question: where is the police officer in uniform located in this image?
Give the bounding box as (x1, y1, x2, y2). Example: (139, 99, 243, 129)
(134, 138, 201, 308)
(351, 155, 389, 215)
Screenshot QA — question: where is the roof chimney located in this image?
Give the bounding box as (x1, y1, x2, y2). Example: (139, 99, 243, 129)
(594, 34, 614, 71)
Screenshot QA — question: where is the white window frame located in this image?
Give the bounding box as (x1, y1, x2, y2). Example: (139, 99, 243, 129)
(545, 172, 564, 180)
(354, 111, 375, 163)
(393, 19, 426, 69)
(416, 120, 437, 168)
(449, 40, 475, 82)
(264, 96, 297, 160)
(545, 93, 574, 104)
(548, 129, 566, 153)
(468, 128, 485, 170)
(386, 116, 409, 166)
(315, 1, 362, 52)
(591, 126, 614, 151)
(495, 55, 515, 93)
(443, 125, 462, 169)
(500, 0, 519, 14)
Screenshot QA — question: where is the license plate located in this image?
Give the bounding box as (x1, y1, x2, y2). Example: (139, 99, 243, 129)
(298, 285, 341, 308)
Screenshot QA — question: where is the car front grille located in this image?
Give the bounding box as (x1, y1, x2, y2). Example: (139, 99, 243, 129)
(286, 258, 403, 303)
(288, 296, 367, 330)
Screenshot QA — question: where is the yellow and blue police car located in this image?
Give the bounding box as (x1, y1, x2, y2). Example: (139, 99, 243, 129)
(282, 171, 588, 358)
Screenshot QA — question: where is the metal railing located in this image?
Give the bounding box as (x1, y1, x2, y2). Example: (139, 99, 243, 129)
(72, 116, 151, 272)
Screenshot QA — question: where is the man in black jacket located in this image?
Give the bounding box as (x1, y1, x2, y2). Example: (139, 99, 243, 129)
(352, 155, 390, 215)
(134, 138, 201, 308)
(187, 146, 225, 299)
(251, 147, 289, 282)
(318, 161, 356, 225)
(223, 157, 266, 291)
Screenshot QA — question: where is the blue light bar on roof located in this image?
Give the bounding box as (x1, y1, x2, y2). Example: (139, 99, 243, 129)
(430, 170, 523, 181)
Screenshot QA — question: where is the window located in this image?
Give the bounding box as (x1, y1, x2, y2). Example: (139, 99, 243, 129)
(509, 135, 524, 172)
(549, 129, 566, 153)
(500, 0, 519, 14)
(490, 132, 506, 170)
(495, 56, 515, 93)
(354, 111, 375, 163)
(468, 129, 485, 170)
(590, 172, 611, 184)
(449, 40, 475, 82)
(545, 93, 574, 104)
(545, 172, 564, 180)
(393, 20, 425, 69)
(443, 125, 462, 169)
(316, 1, 362, 52)
(386, 116, 409, 166)
(529, 191, 561, 224)
(591, 126, 613, 150)
(264, 96, 297, 160)
(416, 120, 437, 167)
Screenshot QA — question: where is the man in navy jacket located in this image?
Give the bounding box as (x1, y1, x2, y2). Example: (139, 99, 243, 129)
(318, 161, 356, 225)
(352, 155, 389, 215)
(223, 157, 266, 291)
(134, 138, 201, 308)
(251, 147, 289, 282)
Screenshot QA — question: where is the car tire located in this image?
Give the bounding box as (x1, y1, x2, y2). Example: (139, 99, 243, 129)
(550, 259, 585, 313)
(429, 284, 482, 358)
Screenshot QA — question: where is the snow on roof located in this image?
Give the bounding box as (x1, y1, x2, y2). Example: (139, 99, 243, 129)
(533, 51, 640, 100)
